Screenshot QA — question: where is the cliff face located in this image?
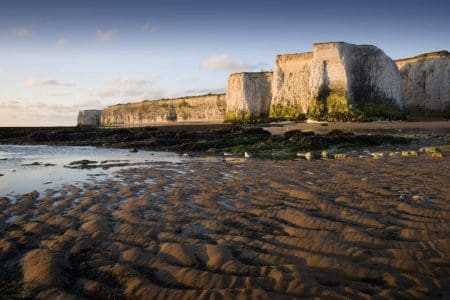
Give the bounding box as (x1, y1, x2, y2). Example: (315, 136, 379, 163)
(337, 43, 403, 110)
(271, 52, 313, 118)
(226, 72, 272, 120)
(101, 94, 226, 126)
(396, 51, 450, 113)
(77, 110, 102, 126)
(270, 42, 403, 119)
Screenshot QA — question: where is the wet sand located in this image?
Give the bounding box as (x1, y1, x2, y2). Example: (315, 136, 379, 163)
(1, 151, 449, 299)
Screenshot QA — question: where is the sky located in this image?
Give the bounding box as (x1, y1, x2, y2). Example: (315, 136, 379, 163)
(0, 0, 449, 126)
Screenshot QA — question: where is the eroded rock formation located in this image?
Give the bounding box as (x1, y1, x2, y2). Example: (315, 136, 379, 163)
(225, 72, 272, 120)
(77, 110, 102, 126)
(101, 94, 226, 126)
(271, 52, 313, 118)
(396, 51, 450, 114)
(270, 42, 403, 120)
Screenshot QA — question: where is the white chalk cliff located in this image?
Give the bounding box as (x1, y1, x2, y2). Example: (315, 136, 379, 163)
(396, 51, 450, 113)
(78, 42, 449, 126)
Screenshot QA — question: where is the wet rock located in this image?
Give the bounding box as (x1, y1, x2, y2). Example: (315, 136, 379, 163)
(297, 152, 314, 160)
(334, 153, 347, 159)
(402, 151, 418, 157)
(66, 160, 98, 169)
(21, 162, 42, 166)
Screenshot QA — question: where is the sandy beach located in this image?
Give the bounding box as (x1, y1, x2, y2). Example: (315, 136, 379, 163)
(1, 148, 449, 298)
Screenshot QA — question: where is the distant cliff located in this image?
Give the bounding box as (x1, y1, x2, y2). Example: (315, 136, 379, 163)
(101, 94, 226, 126)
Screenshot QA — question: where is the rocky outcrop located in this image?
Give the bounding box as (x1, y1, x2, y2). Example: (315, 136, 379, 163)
(225, 72, 272, 120)
(271, 52, 313, 119)
(101, 94, 225, 126)
(396, 51, 450, 114)
(77, 110, 102, 126)
(270, 42, 403, 120)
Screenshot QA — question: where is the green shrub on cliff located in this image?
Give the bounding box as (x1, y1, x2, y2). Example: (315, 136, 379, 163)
(269, 104, 306, 121)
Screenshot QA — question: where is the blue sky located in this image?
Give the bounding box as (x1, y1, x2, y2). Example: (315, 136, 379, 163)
(1, 0, 449, 126)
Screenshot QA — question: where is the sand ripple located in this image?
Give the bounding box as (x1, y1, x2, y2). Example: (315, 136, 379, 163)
(0, 156, 449, 299)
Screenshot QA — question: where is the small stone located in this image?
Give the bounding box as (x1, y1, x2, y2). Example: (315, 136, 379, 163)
(304, 152, 313, 160)
(431, 152, 443, 158)
(128, 148, 138, 153)
(334, 153, 347, 159)
(244, 151, 252, 158)
(321, 151, 328, 159)
(412, 195, 425, 201)
(223, 152, 234, 157)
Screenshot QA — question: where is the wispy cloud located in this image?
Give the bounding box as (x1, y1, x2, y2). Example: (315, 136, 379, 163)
(93, 87, 164, 101)
(183, 87, 226, 96)
(11, 27, 31, 38)
(141, 21, 155, 32)
(200, 53, 266, 72)
(96, 29, 117, 43)
(56, 38, 68, 47)
(0, 98, 103, 126)
(24, 79, 75, 87)
(105, 76, 157, 88)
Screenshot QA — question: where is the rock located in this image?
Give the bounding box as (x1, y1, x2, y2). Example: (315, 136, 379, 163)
(431, 152, 443, 158)
(402, 151, 418, 157)
(296, 151, 314, 160)
(321, 150, 328, 159)
(244, 151, 252, 158)
(223, 152, 234, 157)
(21, 162, 42, 166)
(77, 110, 102, 126)
(226, 72, 273, 120)
(22, 249, 62, 288)
(396, 51, 449, 114)
(334, 153, 347, 159)
(371, 152, 385, 159)
(128, 147, 138, 153)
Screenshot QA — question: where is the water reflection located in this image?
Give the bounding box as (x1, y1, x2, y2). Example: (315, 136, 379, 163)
(0, 145, 183, 196)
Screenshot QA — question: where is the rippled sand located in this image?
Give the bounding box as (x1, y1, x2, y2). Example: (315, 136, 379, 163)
(0, 154, 449, 299)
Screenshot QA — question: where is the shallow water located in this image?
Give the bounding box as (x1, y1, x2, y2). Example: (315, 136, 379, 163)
(0, 145, 183, 196)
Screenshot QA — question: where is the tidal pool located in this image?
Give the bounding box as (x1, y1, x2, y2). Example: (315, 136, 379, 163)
(0, 145, 183, 196)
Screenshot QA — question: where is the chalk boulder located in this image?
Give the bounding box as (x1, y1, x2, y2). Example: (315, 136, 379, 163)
(226, 72, 272, 120)
(271, 42, 403, 120)
(77, 110, 102, 126)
